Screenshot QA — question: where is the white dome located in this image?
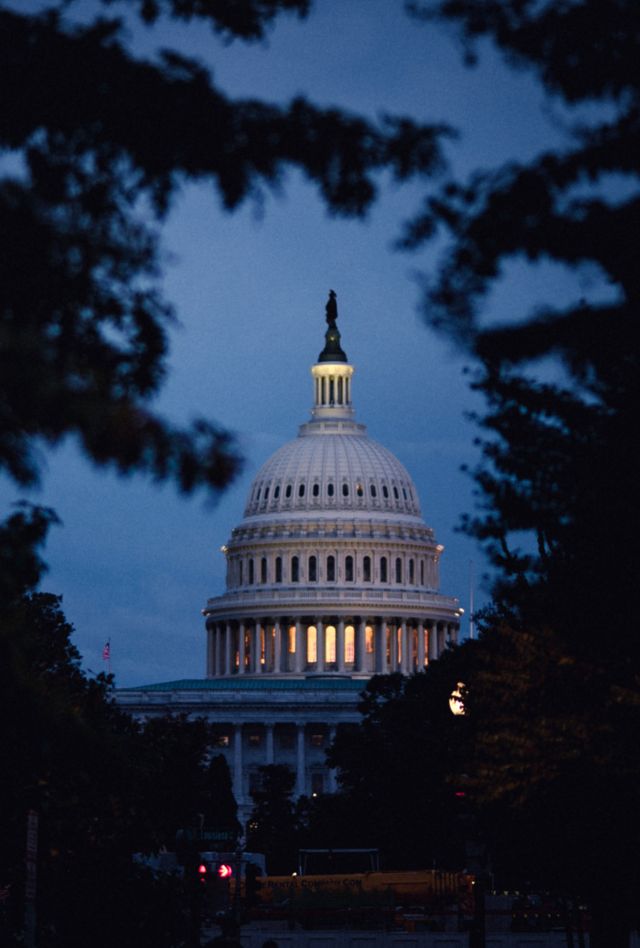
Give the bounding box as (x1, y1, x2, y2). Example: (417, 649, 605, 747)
(244, 420, 422, 520)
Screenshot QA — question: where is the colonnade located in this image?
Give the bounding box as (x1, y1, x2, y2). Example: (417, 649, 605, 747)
(206, 616, 459, 677)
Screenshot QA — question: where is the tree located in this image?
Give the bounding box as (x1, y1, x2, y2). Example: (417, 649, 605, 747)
(246, 764, 298, 875)
(0, 508, 242, 947)
(398, 3, 639, 944)
(0, 0, 448, 497)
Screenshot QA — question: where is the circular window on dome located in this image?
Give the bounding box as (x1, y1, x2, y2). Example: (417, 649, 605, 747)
(327, 483, 334, 497)
(342, 483, 349, 497)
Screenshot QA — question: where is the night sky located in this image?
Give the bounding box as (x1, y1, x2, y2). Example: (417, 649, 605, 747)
(1, 1, 595, 686)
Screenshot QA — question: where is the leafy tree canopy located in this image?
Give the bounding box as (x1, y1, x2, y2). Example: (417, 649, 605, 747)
(0, 0, 448, 495)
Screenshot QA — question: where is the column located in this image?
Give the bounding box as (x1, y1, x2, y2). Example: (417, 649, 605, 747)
(266, 724, 274, 764)
(273, 619, 282, 674)
(296, 724, 306, 797)
(337, 619, 345, 673)
(234, 724, 243, 805)
(294, 619, 305, 673)
(316, 619, 325, 673)
(417, 621, 426, 670)
(400, 620, 409, 674)
(214, 623, 222, 678)
(356, 618, 366, 672)
(253, 621, 262, 673)
(428, 621, 436, 661)
(375, 618, 385, 674)
(238, 621, 246, 675)
(224, 622, 232, 676)
(206, 625, 214, 677)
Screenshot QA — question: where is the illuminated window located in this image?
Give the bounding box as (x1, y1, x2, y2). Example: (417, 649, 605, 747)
(291, 556, 299, 583)
(395, 558, 402, 583)
(307, 626, 317, 663)
(409, 559, 415, 584)
(288, 625, 296, 653)
(275, 556, 282, 583)
(261, 557, 267, 583)
(308, 555, 317, 582)
(325, 625, 336, 664)
(365, 625, 374, 653)
(345, 625, 355, 663)
(380, 556, 388, 582)
(248, 732, 262, 747)
(345, 555, 354, 582)
(310, 732, 325, 747)
(356, 483, 364, 497)
(363, 555, 371, 582)
(214, 733, 230, 747)
(249, 558, 254, 584)
(327, 555, 335, 581)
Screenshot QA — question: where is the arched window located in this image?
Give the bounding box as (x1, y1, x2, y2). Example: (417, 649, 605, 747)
(291, 556, 299, 583)
(363, 555, 371, 582)
(380, 556, 388, 583)
(308, 555, 317, 582)
(382, 484, 389, 499)
(327, 483, 334, 497)
(307, 625, 317, 663)
(345, 625, 355, 663)
(393, 485, 399, 500)
(275, 556, 282, 583)
(298, 482, 305, 498)
(312, 483, 320, 497)
(264, 486, 270, 500)
(395, 557, 402, 583)
(261, 557, 267, 583)
(249, 558, 255, 584)
(325, 625, 336, 664)
(420, 560, 425, 585)
(409, 558, 415, 584)
(256, 487, 261, 501)
(356, 482, 364, 497)
(285, 483, 292, 498)
(370, 484, 377, 498)
(327, 555, 335, 582)
(345, 555, 354, 582)
(342, 482, 349, 497)
(274, 484, 280, 499)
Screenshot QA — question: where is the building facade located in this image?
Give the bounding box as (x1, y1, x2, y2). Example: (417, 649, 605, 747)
(117, 295, 462, 825)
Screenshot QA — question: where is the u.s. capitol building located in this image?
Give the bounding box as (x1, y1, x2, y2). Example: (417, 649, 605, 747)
(117, 294, 462, 825)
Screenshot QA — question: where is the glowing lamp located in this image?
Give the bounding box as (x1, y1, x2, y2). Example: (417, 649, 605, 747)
(217, 863, 233, 879)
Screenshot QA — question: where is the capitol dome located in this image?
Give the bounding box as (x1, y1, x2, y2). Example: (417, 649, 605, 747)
(204, 293, 462, 679)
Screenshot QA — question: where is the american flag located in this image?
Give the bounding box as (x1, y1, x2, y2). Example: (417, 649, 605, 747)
(102, 641, 110, 661)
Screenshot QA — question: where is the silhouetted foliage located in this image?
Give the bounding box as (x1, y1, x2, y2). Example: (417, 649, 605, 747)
(247, 764, 298, 874)
(0, 508, 238, 947)
(0, 0, 448, 495)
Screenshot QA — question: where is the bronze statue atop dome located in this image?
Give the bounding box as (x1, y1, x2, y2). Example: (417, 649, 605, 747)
(325, 289, 338, 326)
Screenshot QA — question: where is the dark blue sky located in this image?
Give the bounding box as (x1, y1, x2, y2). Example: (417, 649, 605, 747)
(1, 1, 601, 686)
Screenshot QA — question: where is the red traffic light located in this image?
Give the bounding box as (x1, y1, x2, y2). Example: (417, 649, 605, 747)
(217, 863, 233, 879)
